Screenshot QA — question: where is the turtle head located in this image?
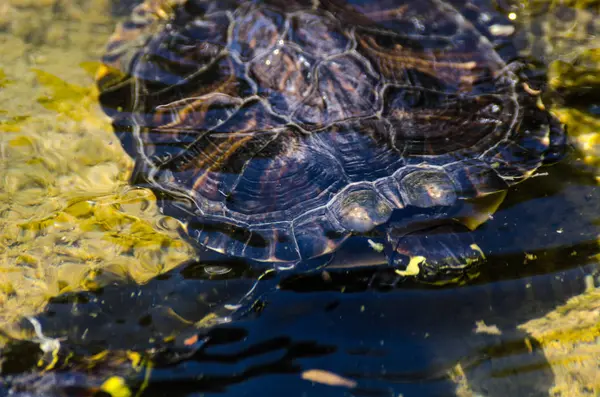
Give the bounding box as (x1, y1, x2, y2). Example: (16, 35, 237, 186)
(385, 221, 485, 285)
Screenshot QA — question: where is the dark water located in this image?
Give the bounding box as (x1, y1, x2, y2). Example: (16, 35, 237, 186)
(1, 157, 598, 397)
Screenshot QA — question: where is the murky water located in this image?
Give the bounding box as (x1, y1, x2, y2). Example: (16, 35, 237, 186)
(0, 0, 599, 396)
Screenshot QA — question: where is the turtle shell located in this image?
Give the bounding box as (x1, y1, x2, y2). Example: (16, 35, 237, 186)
(98, 0, 566, 263)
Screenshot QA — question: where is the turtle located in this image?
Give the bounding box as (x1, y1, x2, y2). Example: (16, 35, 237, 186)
(96, 0, 567, 284)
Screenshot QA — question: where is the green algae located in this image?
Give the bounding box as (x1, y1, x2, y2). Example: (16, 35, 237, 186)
(550, 49, 600, 92)
(0, 0, 195, 331)
(0, 68, 13, 88)
(545, 26, 600, 171)
(519, 289, 600, 397)
(33, 68, 97, 122)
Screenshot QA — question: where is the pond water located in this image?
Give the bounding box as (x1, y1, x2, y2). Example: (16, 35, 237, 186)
(0, 1, 599, 396)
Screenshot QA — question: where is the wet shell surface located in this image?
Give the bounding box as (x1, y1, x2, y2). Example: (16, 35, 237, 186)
(98, 0, 566, 263)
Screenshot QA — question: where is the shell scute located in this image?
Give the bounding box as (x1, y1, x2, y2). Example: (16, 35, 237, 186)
(292, 207, 348, 259)
(292, 53, 380, 128)
(230, 5, 285, 61)
(188, 218, 255, 258)
(221, 128, 347, 218)
(250, 46, 315, 115)
(143, 94, 243, 165)
(312, 119, 404, 182)
(444, 159, 508, 198)
(154, 101, 287, 204)
(480, 140, 543, 182)
(133, 15, 228, 87)
(384, 86, 516, 158)
(245, 224, 300, 262)
(177, 12, 230, 49)
(395, 168, 458, 208)
(329, 185, 393, 233)
(98, 0, 567, 263)
(288, 11, 351, 57)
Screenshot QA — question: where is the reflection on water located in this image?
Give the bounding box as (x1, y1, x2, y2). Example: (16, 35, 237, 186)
(4, 158, 597, 397)
(0, 0, 599, 396)
(0, 0, 195, 329)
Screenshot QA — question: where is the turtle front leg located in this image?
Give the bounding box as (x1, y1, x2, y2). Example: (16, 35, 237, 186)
(385, 222, 486, 285)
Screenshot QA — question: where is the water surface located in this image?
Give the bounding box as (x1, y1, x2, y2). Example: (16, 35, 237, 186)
(0, 0, 599, 396)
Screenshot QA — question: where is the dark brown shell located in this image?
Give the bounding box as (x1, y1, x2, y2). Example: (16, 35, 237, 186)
(98, 0, 566, 263)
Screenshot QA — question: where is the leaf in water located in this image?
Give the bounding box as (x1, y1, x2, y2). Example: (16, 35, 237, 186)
(79, 61, 103, 79)
(0, 115, 31, 132)
(474, 320, 502, 335)
(33, 68, 88, 101)
(32, 68, 97, 122)
(301, 369, 357, 388)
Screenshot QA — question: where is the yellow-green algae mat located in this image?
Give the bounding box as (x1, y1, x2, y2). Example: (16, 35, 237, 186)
(0, 0, 195, 333)
(0, 0, 599, 396)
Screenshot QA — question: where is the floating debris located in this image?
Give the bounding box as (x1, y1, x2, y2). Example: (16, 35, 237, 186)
(367, 239, 384, 253)
(301, 369, 357, 388)
(100, 376, 132, 397)
(474, 320, 502, 335)
(395, 256, 425, 277)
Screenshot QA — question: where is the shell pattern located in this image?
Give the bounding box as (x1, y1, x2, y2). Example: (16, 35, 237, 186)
(98, 0, 566, 264)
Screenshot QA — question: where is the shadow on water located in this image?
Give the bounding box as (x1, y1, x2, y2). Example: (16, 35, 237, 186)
(1, 156, 599, 397)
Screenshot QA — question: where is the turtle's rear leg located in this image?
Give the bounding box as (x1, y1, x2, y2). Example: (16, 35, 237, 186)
(385, 222, 486, 285)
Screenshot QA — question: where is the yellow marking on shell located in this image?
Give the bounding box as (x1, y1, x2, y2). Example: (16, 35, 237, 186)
(358, 36, 484, 88)
(523, 82, 542, 96)
(363, 5, 410, 20)
(469, 243, 486, 260)
(127, 351, 143, 370)
(540, 129, 552, 147)
(191, 133, 256, 192)
(524, 337, 533, 353)
(195, 312, 222, 329)
(344, 205, 373, 231)
(94, 64, 114, 82)
(426, 184, 444, 200)
(361, 36, 479, 71)
(536, 96, 546, 111)
(89, 350, 110, 362)
(395, 256, 425, 276)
